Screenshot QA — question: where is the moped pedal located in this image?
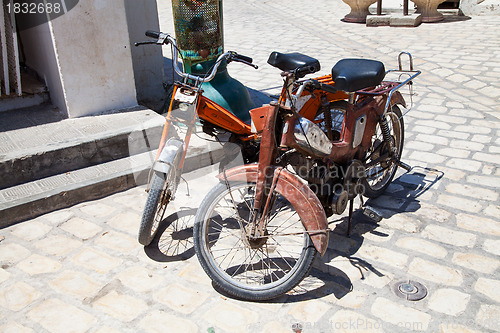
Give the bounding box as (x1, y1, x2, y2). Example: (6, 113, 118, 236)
(395, 159, 412, 172)
(362, 206, 383, 222)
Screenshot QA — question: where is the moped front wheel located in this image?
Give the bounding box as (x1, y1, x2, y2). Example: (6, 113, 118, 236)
(362, 105, 404, 198)
(138, 171, 172, 246)
(193, 182, 317, 301)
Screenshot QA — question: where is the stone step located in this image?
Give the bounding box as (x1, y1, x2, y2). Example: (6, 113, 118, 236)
(0, 91, 50, 113)
(0, 71, 51, 113)
(0, 108, 165, 190)
(0, 139, 225, 228)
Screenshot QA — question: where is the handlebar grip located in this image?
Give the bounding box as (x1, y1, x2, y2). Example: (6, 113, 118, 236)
(234, 54, 253, 64)
(309, 80, 337, 94)
(145, 30, 160, 39)
(320, 82, 337, 94)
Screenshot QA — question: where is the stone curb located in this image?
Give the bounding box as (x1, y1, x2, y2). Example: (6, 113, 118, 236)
(0, 143, 224, 228)
(0, 108, 226, 228)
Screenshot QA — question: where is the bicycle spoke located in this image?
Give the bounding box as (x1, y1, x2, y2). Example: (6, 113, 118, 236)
(213, 237, 245, 265)
(199, 182, 314, 297)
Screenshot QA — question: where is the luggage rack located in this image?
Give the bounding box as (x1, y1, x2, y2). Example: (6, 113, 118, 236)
(356, 52, 421, 116)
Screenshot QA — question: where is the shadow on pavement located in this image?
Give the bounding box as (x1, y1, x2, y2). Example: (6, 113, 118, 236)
(144, 166, 444, 303)
(440, 14, 472, 23)
(439, 11, 472, 23)
(211, 263, 353, 304)
(144, 208, 196, 262)
(209, 211, 384, 303)
(280, 166, 444, 304)
(357, 166, 444, 221)
(0, 104, 66, 132)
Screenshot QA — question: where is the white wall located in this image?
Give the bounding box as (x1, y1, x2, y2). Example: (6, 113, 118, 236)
(49, 0, 137, 117)
(124, 0, 165, 111)
(18, 19, 67, 114)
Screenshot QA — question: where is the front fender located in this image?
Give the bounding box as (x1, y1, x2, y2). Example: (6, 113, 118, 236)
(153, 138, 184, 174)
(217, 164, 329, 256)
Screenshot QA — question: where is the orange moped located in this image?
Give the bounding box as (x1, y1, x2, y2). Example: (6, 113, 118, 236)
(135, 31, 347, 245)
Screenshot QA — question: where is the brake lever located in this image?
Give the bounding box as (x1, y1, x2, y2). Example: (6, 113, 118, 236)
(227, 55, 258, 69)
(157, 33, 168, 45)
(240, 60, 258, 69)
(135, 33, 169, 47)
(135, 41, 157, 47)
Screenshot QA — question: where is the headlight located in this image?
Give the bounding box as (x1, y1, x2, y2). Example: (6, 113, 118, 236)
(293, 117, 332, 156)
(179, 103, 190, 112)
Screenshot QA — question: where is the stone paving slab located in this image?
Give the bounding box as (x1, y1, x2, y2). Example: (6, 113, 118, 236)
(0, 160, 497, 333)
(0, 107, 160, 161)
(1, 0, 500, 332)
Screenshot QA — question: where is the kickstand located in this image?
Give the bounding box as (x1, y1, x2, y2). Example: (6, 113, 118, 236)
(180, 176, 190, 196)
(346, 198, 354, 237)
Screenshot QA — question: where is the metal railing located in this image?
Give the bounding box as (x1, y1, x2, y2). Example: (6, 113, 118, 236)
(0, 0, 22, 96)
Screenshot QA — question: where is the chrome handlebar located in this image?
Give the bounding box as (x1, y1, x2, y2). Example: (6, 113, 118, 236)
(137, 32, 252, 84)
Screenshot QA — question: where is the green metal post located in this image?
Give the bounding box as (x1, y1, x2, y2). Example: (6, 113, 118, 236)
(171, 0, 254, 123)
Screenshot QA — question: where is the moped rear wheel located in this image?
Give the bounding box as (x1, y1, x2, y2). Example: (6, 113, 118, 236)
(362, 106, 404, 198)
(138, 171, 172, 246)
(193, 182, 317, 301)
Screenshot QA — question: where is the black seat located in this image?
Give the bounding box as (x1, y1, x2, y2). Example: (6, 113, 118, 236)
(267, 52, 320, 78)
(331, 59, 385, 92)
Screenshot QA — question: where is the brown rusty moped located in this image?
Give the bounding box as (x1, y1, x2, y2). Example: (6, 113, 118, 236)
(193, 52, 420, 300)
(135, 32, 347, 246)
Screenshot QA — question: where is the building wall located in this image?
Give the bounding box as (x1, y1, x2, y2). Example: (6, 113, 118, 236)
(19, 0, 163, 118)
(49, 0, 138, 118)
(18, 19, 67, 114)
(124, 0, 165, 112)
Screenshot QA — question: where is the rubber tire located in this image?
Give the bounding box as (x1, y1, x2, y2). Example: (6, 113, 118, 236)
(314, 100, 348, 141)
(362, 106, 404, 198)
(139, 172, 167, 245)
(193, 182, 317, 301)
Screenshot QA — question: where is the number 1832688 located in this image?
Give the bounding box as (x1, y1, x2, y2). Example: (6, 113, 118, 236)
(6, 2, 62, 14)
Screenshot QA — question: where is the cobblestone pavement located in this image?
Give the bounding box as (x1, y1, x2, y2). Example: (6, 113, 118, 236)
(1, 0, 500, 332)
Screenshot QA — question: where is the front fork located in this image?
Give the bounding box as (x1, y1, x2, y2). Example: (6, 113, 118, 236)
(150, 85, 199, 192)
(249, 101, 281, 239)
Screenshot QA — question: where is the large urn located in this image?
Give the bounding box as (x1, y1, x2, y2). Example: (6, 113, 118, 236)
(411, 0, 447, 22)
(342, 0, 377, 23)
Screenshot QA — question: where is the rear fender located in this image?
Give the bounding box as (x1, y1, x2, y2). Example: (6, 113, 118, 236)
(390, 91, 406, 109)
(217, 164, 329, 256)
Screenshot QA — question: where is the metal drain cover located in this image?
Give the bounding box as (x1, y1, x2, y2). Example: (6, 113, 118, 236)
(393, 280, 427, 301)
(292, 323, 303, 333)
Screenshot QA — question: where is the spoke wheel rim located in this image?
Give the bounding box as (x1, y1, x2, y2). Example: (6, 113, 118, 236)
(200, 184, 309, 291)
(152, 190, 170, 235)
(364, 111, 402, 191)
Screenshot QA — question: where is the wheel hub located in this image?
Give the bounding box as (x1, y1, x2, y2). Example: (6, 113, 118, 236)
(244, 225, 268, 249)
(368, 138, 396, 171)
